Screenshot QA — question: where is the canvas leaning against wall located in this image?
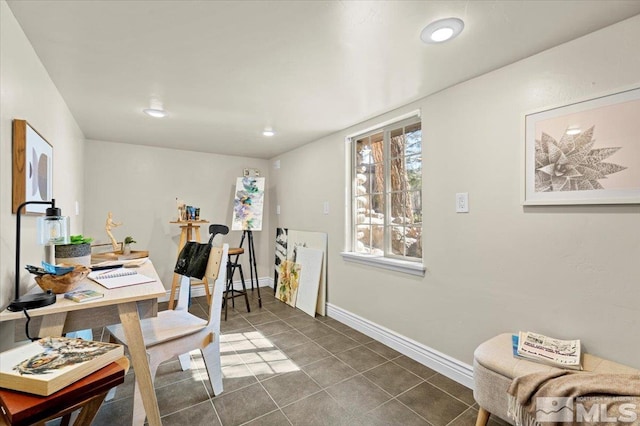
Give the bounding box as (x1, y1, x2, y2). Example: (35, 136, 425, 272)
(231, 177, 265, 230)
(524, 87, 640, 205)
(274, 228, 327, 316)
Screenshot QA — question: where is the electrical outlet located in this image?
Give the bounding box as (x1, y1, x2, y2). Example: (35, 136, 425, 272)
(456, 193, 469, 213)
(276, 205, 281, 215)
(323, 201, 329, 215)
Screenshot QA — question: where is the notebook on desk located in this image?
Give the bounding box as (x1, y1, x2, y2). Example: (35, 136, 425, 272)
(87, 268, 155, 289)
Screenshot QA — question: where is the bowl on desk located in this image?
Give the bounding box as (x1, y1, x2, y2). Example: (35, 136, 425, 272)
(35, 265, 91, 294)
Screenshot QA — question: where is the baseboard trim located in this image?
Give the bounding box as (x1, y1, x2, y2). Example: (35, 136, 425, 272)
(159, 276, 274, 302)
(326, 303, 474, 389)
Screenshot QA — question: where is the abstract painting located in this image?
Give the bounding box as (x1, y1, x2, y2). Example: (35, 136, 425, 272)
(524, 87, 640, 205)
(275, 259, 300, 307)
(285, 230, 328, 315)
(273, 227, 288, 289)
(231, 176, 265, 230)
(12, 120, 53, 214)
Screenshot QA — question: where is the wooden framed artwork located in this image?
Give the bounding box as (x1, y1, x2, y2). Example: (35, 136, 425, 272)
(524, 87, 640, 205)
(12, 119, 53, 214)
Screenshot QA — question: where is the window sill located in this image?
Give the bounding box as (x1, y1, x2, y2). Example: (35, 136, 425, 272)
(340, 252, 425, 276)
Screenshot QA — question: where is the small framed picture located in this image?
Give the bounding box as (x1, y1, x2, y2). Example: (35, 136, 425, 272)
(523, 87, 640, 205)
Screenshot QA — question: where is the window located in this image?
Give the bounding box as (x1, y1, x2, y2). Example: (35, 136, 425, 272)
(348, 115, 422, 269)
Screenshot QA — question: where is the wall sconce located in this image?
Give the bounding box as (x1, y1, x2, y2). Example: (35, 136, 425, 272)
(9, 199, 69, 311)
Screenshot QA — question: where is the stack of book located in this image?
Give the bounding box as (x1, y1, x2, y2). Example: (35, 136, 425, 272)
(512, 331, 582, 370)
(0, 337, 123, 396)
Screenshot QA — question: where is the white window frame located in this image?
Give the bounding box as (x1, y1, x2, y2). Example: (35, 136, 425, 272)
(341, 110, 425, 276)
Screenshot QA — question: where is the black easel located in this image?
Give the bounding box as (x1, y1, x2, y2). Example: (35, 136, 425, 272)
(239, 230, 262, 308)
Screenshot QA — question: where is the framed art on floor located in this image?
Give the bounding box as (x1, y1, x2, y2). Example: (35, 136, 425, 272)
(523, 87, 640, 205)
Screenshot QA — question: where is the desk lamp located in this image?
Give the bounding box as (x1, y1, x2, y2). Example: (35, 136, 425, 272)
(9, 199, 69, 311)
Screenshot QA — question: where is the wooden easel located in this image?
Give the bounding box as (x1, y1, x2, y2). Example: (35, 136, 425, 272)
(168, 220, 209, 309)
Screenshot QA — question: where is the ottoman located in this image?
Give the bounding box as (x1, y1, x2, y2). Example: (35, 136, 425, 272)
(472, 333, 639, 426)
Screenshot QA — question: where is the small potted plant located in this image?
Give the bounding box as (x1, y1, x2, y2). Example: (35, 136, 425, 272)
(55, 235, 93, 266)
(123, 236, 136, 255)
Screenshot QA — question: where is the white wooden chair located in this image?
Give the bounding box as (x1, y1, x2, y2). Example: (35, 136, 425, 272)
(107, 244, 228, 425)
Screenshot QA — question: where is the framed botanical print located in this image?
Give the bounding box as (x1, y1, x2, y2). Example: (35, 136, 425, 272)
(524, 87, 640, 205)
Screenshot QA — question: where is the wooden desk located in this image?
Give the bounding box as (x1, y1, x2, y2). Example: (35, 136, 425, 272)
(0, 260, 165, 426)
(168, 220, 210, 309)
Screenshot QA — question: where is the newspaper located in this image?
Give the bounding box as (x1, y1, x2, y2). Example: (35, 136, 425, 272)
(516, 331, 582, 370)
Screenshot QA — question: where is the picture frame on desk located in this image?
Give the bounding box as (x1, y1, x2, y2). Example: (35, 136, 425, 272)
(523, 87, 640, 205)
(12, 119, 53, 214)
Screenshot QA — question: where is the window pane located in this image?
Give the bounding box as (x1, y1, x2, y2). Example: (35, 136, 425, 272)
(390, 191, 410, 224)
(408, 190, 422, 224)
(389, 156, 407, 191)
(356, 137, 372, 167)
(355, 195, 370, 224)
(370, 162, 384, 194)
(390, 128, 404, 159)
(389, 225, 405, 256)
(371, 225, 384, 255)
(370, 132, 384, 164)
(356, 225, 370, 253)
(405, 225, 422, 258)
(405, 124, 421, 157)
(406, 154, 422, 191)
(371, 193, 385, 220)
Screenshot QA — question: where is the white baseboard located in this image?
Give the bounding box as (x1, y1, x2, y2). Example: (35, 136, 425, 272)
(159, 276, 273, 302)
(326, 303, 474, 390)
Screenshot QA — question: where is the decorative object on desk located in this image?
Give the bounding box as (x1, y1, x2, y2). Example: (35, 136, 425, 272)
(12, 119, 53, 214)
(231, 176, 265, 231)
(9, 199, 69, 313)
(123, 236, 136, 255)
(35, 265, 90, 294)
(54, 235, 93, 267)
(64, 289, 104, 303)
(41, 261, 74, 275)
(104, 211, 122, 251)
(0, 337, 123, 396)
(524, 87, 640, 205)
(176, 197, 186, 221)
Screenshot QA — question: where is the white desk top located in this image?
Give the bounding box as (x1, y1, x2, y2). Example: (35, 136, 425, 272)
(0, 259, 165, 322)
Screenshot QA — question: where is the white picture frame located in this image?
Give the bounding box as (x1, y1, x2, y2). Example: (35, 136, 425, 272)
(523, 88, 640, 205)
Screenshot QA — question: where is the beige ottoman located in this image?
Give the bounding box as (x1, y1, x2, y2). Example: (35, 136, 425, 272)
(473, 333, 639, 426)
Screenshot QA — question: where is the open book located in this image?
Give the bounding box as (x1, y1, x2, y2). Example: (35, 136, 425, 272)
(514, 331, 582, 370)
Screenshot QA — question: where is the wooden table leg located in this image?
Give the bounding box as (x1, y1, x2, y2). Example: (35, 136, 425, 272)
(38, 312, 68, 337)
(168, 227, 189, 309)
(117, 302, 161, 426)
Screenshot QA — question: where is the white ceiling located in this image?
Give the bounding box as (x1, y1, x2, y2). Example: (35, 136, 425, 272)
(7, 1, 640, 159)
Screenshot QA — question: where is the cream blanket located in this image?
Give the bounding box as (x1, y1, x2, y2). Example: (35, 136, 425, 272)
(507, 370, 640, 426)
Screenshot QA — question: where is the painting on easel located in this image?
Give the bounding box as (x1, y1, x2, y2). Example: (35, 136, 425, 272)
(231, 177, 265, 231)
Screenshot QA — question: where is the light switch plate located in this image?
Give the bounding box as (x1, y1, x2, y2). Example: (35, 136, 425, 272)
(456, 193, 469, 213)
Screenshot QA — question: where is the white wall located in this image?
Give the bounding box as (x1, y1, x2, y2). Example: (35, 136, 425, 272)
(271, 15, 640, 369)
(0, 1, 86, 348)
(83, 140, 270, 293)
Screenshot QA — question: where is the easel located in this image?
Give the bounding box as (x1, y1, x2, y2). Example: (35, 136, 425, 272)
(168, 220, 210, 309)
(237, 230, 262, 308)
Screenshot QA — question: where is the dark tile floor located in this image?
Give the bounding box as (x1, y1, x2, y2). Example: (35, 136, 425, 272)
(86, 289, 509, 426)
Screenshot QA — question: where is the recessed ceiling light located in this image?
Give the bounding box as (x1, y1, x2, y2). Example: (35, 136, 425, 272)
(566, 127, 582, 136)
(143, 108, 167, 118)
(143, 98, 167, 118)
(263, 129, 275, 137)
(420, 18, 464, 44)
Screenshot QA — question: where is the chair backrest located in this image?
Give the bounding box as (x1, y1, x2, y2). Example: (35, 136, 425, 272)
(209, 224, 229, 241)
(205, 244, 228, 332)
